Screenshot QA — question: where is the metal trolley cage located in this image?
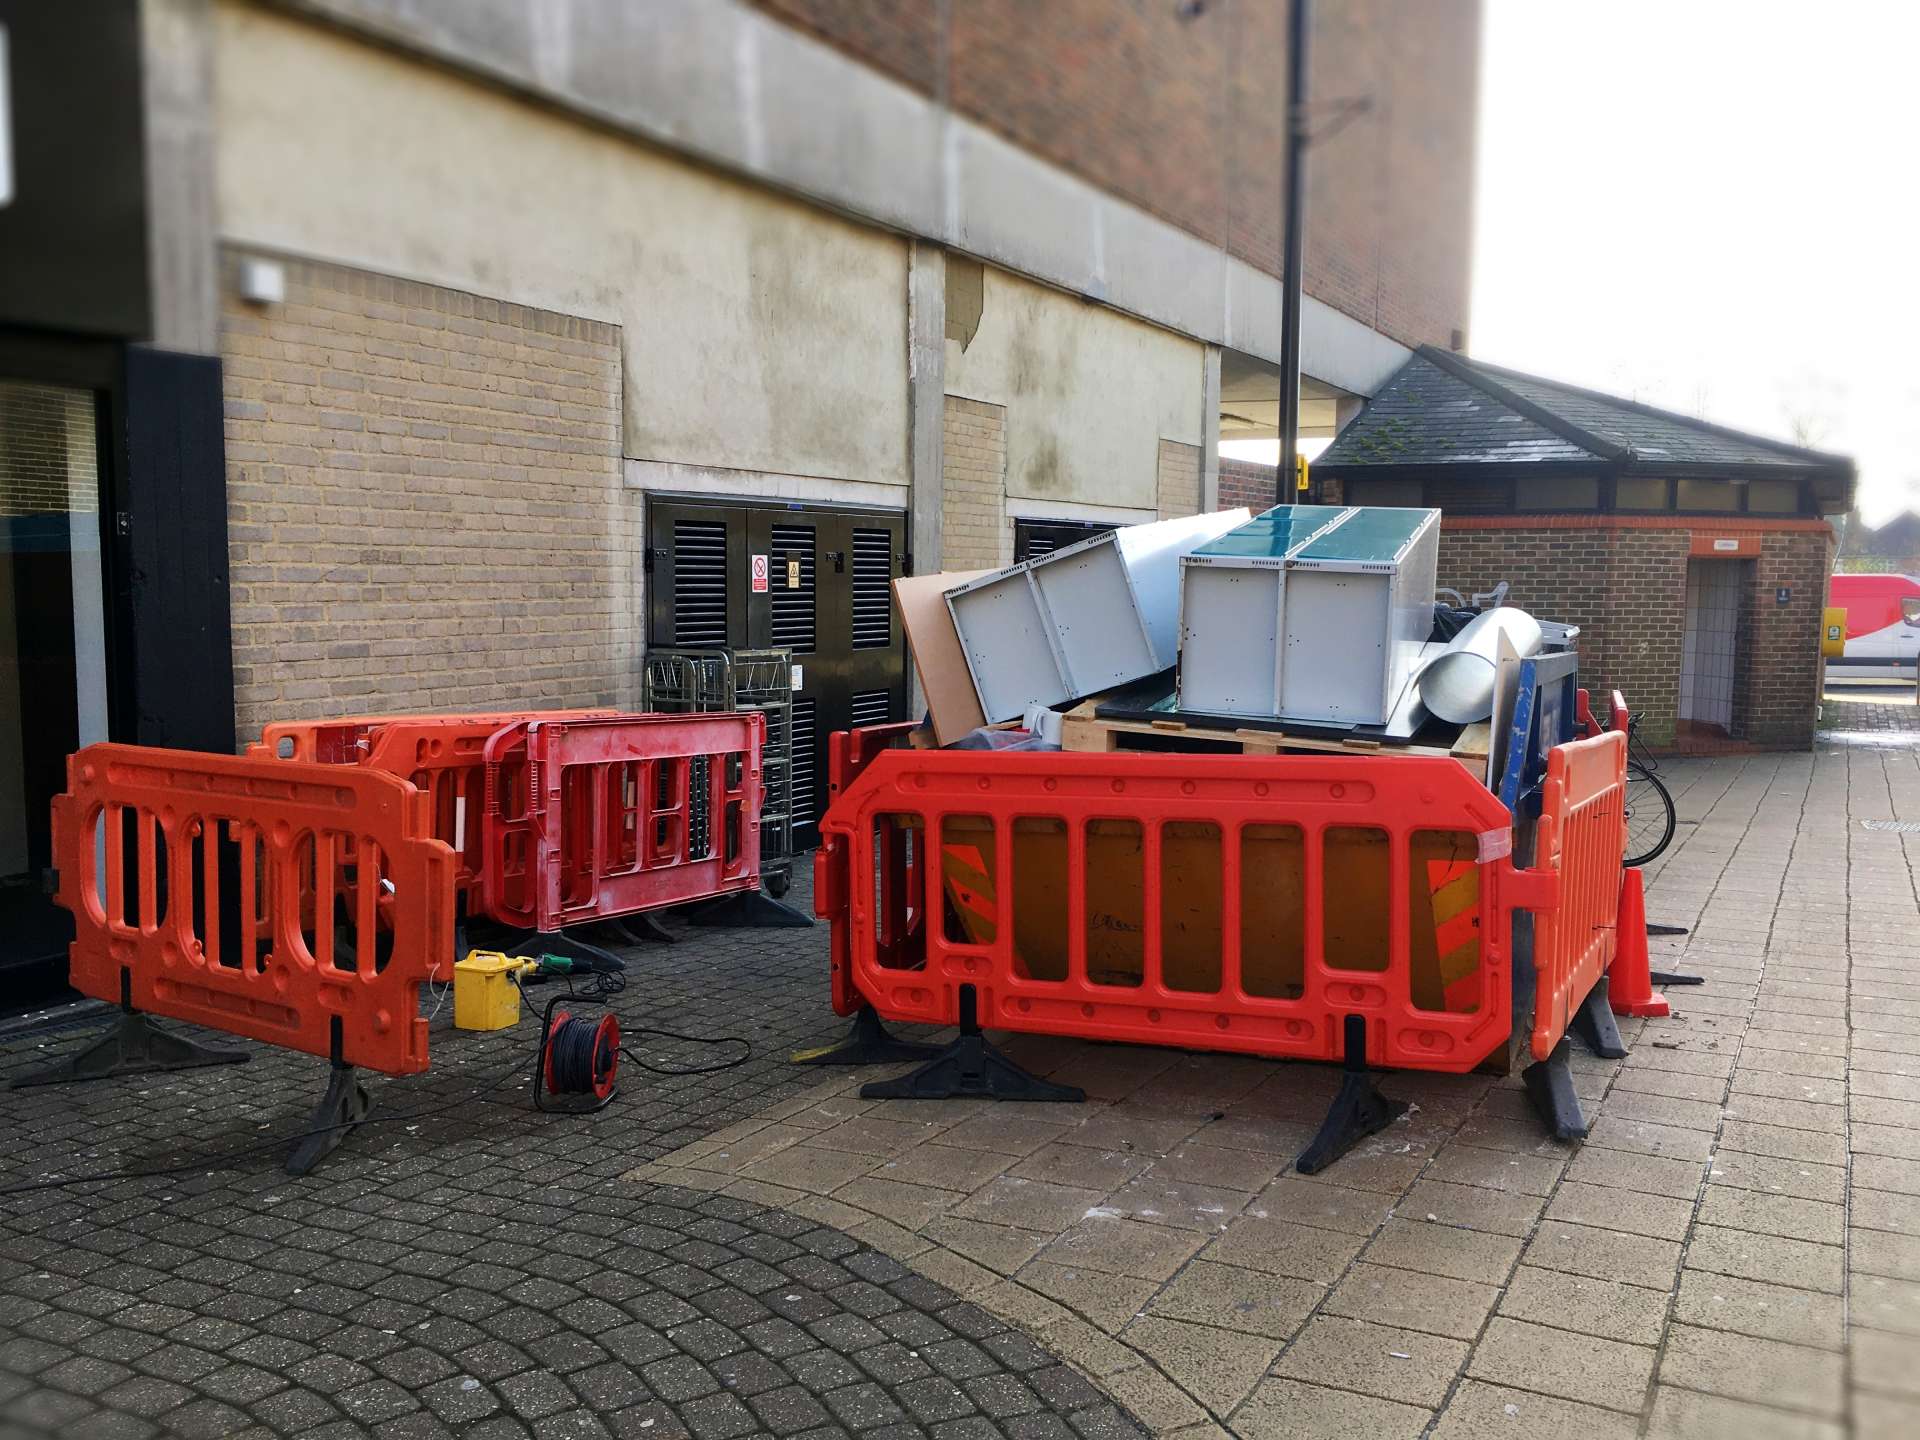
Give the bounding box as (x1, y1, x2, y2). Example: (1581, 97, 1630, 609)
(644, 648, 796, 899)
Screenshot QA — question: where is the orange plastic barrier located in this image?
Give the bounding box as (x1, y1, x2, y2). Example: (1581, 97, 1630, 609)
(818, 746, 1549, 1073)
(816, 724, 921, 1018)
(1528, 730, 1629, 1060)
(483, 714, 763, 933)
(256, 709, 615, 764)
(50, 744, 456, 1074)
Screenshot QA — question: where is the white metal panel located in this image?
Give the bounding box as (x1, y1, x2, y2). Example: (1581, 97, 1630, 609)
(946, 570, 1069, 722)
(1176, 565, 1280, 715)
(1279, 571, 1393, 725)
(1028, 542, 1158, 693)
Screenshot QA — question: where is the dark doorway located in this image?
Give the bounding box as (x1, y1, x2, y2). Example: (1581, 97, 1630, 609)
(647, 499, 909, 848)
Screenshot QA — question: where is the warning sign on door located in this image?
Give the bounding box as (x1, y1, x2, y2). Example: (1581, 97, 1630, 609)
(751, 554, 769, 593)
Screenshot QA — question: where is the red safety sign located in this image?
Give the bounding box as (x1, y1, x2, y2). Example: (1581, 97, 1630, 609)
(751, 554, 769, 593)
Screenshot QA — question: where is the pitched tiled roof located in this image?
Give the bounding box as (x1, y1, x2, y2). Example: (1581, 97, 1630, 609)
(1319, 347, 1853, 476)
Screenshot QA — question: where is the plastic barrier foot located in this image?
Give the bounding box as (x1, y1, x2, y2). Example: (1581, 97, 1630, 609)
(1295, 1016, 1407, 1175)
(608, 914, 678, 946)
(286, 1061, 370, 1176)
(688, 890, 815, 929)
(1646, 923, 1691, 936)
(10, 1006, 252, 1089)
(1649, 969, 1705, 986)
(859, 988, 1085, 1103)
(791, 1006, 944, 1066)
(507, 931, 630, 974)
(1570, 976, 1628, 1059)
(1523, 1038, 1589, 1141)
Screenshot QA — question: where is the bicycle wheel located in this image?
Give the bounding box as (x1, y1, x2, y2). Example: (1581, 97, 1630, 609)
(1624, 760, 1676, 867)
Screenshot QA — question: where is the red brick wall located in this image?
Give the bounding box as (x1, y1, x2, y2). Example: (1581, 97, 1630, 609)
(1436, 520, 1833, 751)
(1218, 457, 1279, 513)
(753, 0, 1480, 351)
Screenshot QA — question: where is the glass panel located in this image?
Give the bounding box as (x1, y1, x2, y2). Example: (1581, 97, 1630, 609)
(0, 380, 106, 977)
(1240, 824, 1304, 999)
(1323, 826, 1391, 972)
(1516, 475, 1599, 511)
(1408, 830, 1482, 1013)
(1161, 821, 1222, 993)
(1676, 479, 1739, 512)
(940, 814, 996, 945)
(1085, 819, 1144, 987)
(1012, 817, 1068, 981)
(1746, 479, 1800, 513)
(1615, 476, 1669, 509)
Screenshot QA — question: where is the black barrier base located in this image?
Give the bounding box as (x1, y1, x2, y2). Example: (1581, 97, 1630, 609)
(1523, 1038, 1588, 1141)
(1649, 968, 1705, 986)
(507, 931, 630, 973)
(1571, 976, 1628, 1059)
(1296, 1016, 1407, 1175)
(609, 913, 678, 946)
(689, 891, 814, 929)
(10, 1007, 250, 1089)
(286, 1061, 370, 1176)
(859, 988, 1084, 1103)
(791, 1006, 945, 1067)
(1646, 923, 1691, 936)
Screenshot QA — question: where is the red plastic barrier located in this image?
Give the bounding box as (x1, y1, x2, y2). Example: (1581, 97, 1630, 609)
(816, 723, 921, 1016)
(817, 745, 1554, 1073)
(1529, 730, 1629, 1060)
(482, 714, 763, 932)
(50, 744, 456, 1074)
(256, 708, 615, 764)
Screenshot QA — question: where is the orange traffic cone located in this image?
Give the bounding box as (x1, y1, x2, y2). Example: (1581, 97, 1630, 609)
(1608, 866, 1670, 1018)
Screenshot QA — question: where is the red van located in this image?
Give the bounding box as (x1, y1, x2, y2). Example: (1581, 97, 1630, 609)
(1829, 573, 1920, 680)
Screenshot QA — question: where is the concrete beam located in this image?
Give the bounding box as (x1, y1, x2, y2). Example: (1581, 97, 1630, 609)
(1201, 346, 1222, 513)
(907, 242, 946, 581)
(141, 0, 221, 354)
(270, 0, 1411, 396)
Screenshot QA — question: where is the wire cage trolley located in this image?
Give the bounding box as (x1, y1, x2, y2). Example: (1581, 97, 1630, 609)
(643, 648, 797, 899)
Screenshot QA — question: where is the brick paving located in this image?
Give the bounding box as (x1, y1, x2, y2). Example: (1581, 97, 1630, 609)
(6, 743, 1920, 1437)
(1821, 685, 1920, 735)
(0, 888, 1143, 1440)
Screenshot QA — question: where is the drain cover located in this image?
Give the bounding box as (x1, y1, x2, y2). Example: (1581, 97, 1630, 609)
(1860, 819, 1920, 833)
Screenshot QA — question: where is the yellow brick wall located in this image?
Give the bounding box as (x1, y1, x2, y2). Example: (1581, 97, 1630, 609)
(1156, 438, 1202, 520)
(219, 253, 639, 744)
(941, 394, 1010, 571)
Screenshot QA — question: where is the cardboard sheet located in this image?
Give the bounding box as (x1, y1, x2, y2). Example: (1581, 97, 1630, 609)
(893, 569, 993, 746)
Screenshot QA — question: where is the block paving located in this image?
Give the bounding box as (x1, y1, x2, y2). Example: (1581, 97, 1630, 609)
(3, 737, 1919, 1436)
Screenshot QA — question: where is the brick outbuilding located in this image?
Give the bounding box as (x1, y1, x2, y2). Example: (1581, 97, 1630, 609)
(1315, 349, 1856, 750)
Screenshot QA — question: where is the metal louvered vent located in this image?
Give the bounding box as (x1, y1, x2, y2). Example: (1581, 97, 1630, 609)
(672, 520, 729, 646)
(769, 525, 816, 652)
(851, 529, 893, 650)
(850, 689, 892, 728)
(790, 698, 817, 828)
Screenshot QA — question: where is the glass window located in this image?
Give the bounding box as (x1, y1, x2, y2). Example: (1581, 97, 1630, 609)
(1615, 477, 1670, 510)
(1676, 479, 1739, 512)
(1745, 480, 1801, 514)
(1516, 476, 1599, 511)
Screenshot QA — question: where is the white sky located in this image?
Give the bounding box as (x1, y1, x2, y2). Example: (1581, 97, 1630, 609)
(1471, 0, 1920, 524)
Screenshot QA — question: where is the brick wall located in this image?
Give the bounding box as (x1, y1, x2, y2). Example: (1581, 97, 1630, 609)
(0, 382, 96, 518)
(941, 395, 1009, 571)
(1437, 519, 1832, 751)
(1156, 440, 1201, 520)
(753, 0, 1479, 350)
(1218, 457, 1280, 513)
(219, 254, 638, 743)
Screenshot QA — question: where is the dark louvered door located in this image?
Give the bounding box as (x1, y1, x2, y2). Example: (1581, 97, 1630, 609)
(650, 499, 906, 852)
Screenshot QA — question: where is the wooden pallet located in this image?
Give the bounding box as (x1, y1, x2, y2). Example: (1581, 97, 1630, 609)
(1059, 698, 1489, 764)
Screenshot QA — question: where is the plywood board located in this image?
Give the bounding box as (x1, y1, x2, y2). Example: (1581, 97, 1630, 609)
(894, 569, 993, 746)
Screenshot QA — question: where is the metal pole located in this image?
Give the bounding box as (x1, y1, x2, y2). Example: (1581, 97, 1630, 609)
(1277, 0, 1311, 495)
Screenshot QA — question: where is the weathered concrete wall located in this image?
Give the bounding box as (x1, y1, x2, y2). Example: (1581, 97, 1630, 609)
(944, 267, 1203, 513)
(213, 1, 910, 489)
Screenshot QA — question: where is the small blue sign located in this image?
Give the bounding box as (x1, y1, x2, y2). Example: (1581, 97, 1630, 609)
(1776, 586, 1792, 605)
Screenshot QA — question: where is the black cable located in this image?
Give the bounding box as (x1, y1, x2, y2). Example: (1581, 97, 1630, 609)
(620, 1028, 752, 1077)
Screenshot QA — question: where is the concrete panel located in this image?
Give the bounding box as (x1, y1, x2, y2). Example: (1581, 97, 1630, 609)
(214, 2, 909, 486)
(272, 0, 1412, 389)
(945, 267, 1203, 512)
